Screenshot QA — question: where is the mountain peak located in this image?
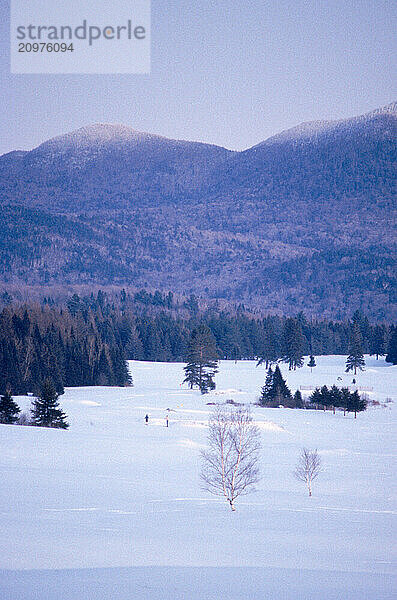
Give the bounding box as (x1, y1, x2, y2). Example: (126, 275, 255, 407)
(253, 100, 397, 148)
(72, 123, 153, 139)
(35, 123, 159, 152)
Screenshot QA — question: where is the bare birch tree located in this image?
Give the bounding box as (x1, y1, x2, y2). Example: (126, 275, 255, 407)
(201, 406, 261, 511)
(294, 448, 322, 496)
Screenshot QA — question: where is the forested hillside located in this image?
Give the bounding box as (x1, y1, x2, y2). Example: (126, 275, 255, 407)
(0, 103, 396, 319)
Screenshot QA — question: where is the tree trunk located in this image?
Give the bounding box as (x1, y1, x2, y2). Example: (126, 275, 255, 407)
(229, 500, 236, 511)
(354, 411, 357, 418)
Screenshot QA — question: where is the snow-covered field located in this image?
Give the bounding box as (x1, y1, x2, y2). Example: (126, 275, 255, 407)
(0, 356, 396, 599)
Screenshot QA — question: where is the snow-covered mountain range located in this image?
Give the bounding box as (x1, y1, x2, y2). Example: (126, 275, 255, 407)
(0, 102, 396, 318)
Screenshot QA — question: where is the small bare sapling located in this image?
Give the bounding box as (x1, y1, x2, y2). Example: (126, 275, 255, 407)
(294, 448, 322, 496)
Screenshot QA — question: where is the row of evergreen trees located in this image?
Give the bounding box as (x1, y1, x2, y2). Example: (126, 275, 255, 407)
(258, 366, 367, 416)
(1, 291, 396, 395)
(46, 292, 397, 369)
(0, 378, 68, 428)
(13, 290, 397, 362)
(310, 385, 367, 417)
(129, 307, 394, 368)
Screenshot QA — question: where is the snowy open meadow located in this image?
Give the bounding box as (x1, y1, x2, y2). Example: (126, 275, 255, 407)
(0, 356, 396, 599)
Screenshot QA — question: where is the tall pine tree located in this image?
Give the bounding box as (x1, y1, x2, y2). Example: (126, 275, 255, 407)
(345, 322, 365, 375)
(183, 325, 218, 394)
(257, 320, 280, 367)
(271, 365, 292, 403)
(282, 318, 305, 370)
(259, 365, 292, 406)
(31, 378, 69, 429)
(259, 366, 274, 406)
(293, 389, 304, 408)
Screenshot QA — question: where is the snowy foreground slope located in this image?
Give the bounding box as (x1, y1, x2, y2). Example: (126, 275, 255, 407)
(0, 356, 396, 599)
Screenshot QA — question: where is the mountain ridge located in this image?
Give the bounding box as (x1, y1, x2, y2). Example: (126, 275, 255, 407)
(3, 100, 396, 157)
(0, 102, 396, 319)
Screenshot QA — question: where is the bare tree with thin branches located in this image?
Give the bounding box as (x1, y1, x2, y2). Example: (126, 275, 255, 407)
(201, 406, 261, 511)
(294, 448, 322, 496)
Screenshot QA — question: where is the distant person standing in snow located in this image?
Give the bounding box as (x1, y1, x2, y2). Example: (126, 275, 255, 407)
(166, 413, 169, 427)
(145, 414, 149, 425)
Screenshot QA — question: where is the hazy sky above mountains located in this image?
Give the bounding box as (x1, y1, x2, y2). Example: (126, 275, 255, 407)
(0, 0, 396, 155)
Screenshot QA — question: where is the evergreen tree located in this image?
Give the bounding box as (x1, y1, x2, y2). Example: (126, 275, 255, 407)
(109, 345, 132, 387)
(386, 327, 397, 365)
(346, 390, 367, 418)
(345, 323, 365, 375)
(282, 318, 305, 370)
(0, 388, 20, 424)
(259, 365, 294, 407)
(269, 365, 292, 405)
(328, 384, 342, 413)
(309, 387, 322, 409)
(370, 325, 387, 359)
(293, 389, 304, 408)
(259, 366, 273, 406)
(183, 325, 219, 394)
(257, 320, 280, 367)
(307, 355, 316, 372)
(271, 365, 292, 401)
(351, 310, 372, 353)
(340, 387, 351, 415)
(319, 385, 330, 411)
(200, 371, 217, 394)
(31, 378, 69, 429)
(0, 338, 22, 394)
(67, 293, 81, 316)
(309, 385, 338, 411)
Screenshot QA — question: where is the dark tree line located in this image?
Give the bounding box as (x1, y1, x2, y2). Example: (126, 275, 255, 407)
(0, 303, 131, 395)
(386, 327, 397, 365)
(0, 292, 395, 395)
(309, 386, 367, 418)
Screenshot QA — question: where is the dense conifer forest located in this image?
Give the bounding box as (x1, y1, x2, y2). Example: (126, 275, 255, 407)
(0, 288, 395, 395)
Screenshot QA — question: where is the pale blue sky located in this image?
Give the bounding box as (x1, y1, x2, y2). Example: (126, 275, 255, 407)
(0, 0, 396, 155)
